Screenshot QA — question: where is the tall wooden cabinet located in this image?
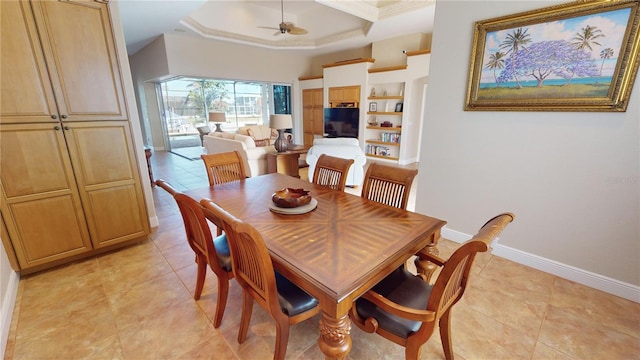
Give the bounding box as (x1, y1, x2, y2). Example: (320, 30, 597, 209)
(302, 88, 324, 147)
(0, 0, 149, 273)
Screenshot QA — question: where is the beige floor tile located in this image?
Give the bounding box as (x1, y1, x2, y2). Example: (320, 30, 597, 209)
(107, 271, 192, 330)
(538, 304, 640, 359)
(17, 258, 105, 326)
(13, 297, 122, 360)
(549, 277, 640, 339)
(450, 305, 536, 360)
(97, 240, 174, 294)
(118, 299, 225, 359)
(462, 257, 555, 336)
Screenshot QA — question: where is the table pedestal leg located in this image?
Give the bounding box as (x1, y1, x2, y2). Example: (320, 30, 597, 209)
(414, 231, 441, 284)
(318, 313, 351, 360)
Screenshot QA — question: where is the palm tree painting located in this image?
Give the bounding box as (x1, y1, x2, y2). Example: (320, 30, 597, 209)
(466, 1, 640, 111)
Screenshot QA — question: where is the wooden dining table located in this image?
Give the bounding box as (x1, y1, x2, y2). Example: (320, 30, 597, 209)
(185, 173, 446, 359)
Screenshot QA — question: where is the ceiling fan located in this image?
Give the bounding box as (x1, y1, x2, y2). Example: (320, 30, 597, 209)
(258, 0, 308, 36)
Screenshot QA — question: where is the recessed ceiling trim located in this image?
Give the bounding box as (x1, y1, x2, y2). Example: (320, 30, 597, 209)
(181, 16, 367, 50)
(315, 0, 379, 22)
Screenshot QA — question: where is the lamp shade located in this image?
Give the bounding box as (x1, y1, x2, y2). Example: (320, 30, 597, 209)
(208, 111, 226, 123)
(269, 114, 292, 130)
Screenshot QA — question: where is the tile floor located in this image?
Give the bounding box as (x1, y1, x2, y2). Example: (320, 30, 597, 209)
(4, 151, 639, 359)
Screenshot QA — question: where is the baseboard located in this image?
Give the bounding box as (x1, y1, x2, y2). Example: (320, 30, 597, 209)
(1, 271, 19, 359)
(441, 226, 640, 303)
(149, 215, 159, 228)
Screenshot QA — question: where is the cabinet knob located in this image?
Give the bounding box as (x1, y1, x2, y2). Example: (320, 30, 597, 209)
(64, 126, 70, 130)
(54, 126, 61, 130)
(51, 114, 58, 119)
(61, 114, 68, 119)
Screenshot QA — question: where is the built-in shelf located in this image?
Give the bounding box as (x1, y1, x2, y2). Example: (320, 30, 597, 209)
(367, 112, 402, 116)
(368, 95, 403, 100)
(366, 140, 400, 146)
(366, 154, 400, 161)
(366, 126, 402, 130)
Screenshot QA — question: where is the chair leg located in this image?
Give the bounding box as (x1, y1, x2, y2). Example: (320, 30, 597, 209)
(193, 256, 207, 300)
(213, 277, 229, 328)
(238, 290, 254, 344)
(273, 321, 290, 360)
(405, 342, 422, 360)
(439, 310, 454, 360)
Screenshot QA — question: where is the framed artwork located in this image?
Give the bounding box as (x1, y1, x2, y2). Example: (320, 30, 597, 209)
(369, 102, 377, 112)
(395, 102, 403, 112)
(465, 0, 640, 112)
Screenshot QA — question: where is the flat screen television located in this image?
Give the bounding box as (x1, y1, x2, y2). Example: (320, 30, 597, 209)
(324, 107, 359, 138)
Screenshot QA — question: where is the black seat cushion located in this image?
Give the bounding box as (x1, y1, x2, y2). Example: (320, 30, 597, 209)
(213, 234, 232, 272)
(275, 272, 319, 316)
(355, 267, 432, 338)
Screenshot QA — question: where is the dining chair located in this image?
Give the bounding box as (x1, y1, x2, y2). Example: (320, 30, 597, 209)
(311, 153, 354, 191)
(201, 150, 247, 187)
(349, 212, 515, 360)
(155, 179, 233, 328)
(201, 150, 247, 235)
(361, 162, 418, 210)
(201, 199, 320, 360)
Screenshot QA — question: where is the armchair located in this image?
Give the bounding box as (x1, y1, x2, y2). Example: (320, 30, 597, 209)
(349, 213, 515, 360)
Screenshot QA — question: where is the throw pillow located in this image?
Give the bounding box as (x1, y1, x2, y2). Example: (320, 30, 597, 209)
(254, 138, 269, 147)
(247, 128, 270, 147)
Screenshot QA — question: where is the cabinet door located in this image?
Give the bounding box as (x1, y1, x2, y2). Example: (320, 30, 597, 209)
(64, 121, 149, 248)
(328, 87, 342, 103)
(343, 86, 361, 103)
(0, 124, 92, 268)
(312, 89, 324, 136)
(303, 89, 323, 147)
(0, 1, 59, 124)
(31, 0, 127, 121)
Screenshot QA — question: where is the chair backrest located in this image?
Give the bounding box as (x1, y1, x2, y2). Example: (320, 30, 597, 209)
(426, 213, 514, 322)
(201, 151, 247, 186)
(155, 179, 222, 273)
(311, 154, 354, 191)
(361, 162, 418, 209)
(201, 200, 281, 314)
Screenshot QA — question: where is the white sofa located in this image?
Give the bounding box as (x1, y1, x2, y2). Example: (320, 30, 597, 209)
(203, 132, 276, 177)
(306, 138, 366, 187)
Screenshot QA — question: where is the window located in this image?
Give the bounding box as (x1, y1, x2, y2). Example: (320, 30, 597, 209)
(158, 77, 291, 135)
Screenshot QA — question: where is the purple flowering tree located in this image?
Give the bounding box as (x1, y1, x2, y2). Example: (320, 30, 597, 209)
(497, 40, 599, 87)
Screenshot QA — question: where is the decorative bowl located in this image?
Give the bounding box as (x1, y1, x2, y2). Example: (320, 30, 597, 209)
(272, 188, 312, 208)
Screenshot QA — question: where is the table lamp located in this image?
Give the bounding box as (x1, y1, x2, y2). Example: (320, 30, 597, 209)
(208, 111, 226, 132)
(269, 114, 292, 152)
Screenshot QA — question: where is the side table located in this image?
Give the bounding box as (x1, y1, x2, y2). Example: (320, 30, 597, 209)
(267, 145, 309, 178)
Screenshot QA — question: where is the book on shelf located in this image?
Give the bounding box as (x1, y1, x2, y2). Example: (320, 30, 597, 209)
(365, 144, 391, 157)
(380, 132, 401, 143)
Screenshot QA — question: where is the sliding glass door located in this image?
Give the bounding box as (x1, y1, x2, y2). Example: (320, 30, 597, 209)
(157, 77, 292, 150)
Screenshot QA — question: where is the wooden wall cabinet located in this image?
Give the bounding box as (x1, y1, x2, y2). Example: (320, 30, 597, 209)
(0, 0, 149, 273)
(328, 85, 360, 107)
(302, 88, 324, 147)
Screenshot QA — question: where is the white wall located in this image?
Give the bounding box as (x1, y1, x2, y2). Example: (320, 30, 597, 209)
(0, 237, 18, 359)
(417, 0, 639, 301)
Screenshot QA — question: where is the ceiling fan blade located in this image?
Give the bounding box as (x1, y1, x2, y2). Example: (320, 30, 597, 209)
(257, 26, 279, 31)
(288, 26, 308, 35)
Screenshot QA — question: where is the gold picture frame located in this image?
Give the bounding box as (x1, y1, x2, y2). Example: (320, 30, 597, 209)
(465, 0, 640, 112)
